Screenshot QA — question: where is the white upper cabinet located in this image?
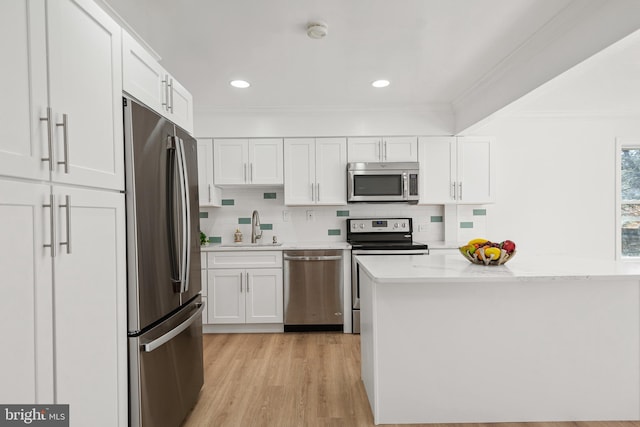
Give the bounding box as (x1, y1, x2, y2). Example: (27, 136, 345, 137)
(196, 138, 221, 206)
(214, 138, 283, 186)
(456, 136, 494, 204)
(284, 138, 347, 206)
(1, 0, 124, 190)
(418, 136, 494, 204)
(47, 0, 124, 190)
(122, 31, 194, 133)
(122, 31, 165, 115)
(347, 136, 418, 162)
(0, 0, 48, 181)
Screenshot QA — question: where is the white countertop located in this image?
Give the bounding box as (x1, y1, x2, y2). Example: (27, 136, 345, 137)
(201, 241, 351, 251)
(355, 253, 640, 283)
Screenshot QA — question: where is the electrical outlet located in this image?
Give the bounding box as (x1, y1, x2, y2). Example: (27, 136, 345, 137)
(418, 224, 427, 232)
(306, 210, 314, 221)
(282, 210, 290, 222)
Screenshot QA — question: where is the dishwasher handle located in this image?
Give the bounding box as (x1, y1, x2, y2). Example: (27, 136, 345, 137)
(284, 255, 342, 261)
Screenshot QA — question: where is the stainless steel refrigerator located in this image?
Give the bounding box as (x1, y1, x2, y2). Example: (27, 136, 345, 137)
(123, 96, 204, 427)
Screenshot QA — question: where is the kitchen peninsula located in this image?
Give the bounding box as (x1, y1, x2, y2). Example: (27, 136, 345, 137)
(356, 254, 640, 425)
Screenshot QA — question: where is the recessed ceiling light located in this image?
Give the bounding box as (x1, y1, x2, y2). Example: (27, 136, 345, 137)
(372, 80, 390, 88)
(230, 80, 250, 89)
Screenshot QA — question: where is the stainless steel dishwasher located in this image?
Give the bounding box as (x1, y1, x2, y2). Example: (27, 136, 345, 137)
(283, 250, 343, 332)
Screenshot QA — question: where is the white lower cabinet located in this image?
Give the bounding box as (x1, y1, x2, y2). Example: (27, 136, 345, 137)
(206, 251, 283, 324)
(0, 179, 127, 425)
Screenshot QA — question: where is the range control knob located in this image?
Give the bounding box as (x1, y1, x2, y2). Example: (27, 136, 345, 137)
(394, 223, 399, 228)
(360, 223, 365, 229)
(402, 222, 407, 228)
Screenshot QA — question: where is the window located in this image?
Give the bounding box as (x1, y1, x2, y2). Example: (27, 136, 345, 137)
(617, 139, 640, 258)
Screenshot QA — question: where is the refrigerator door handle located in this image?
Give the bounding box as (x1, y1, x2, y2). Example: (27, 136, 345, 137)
(176, 137, 191, 293)
(167, 136, 183, 291)
(140, 303, 203, 353)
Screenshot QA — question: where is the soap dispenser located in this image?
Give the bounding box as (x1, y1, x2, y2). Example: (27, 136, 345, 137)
(234, 228, 243, 243)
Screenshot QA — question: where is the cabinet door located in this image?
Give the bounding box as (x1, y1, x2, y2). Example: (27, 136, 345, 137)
(0, 0, 48, 181)
(122, 30, 166, 115)
(245, 269, 283, 323)
(315, 138, 347, 205)
(384, 137, 418, 162)
(47, 0, 124, 191)
(208, 269, 245, 323)
(0, 180, 53, 404)
(418, 137, 456, 204)
(249, 139, 283, 184)
(52, 186, 127, 426)
(214, 139, 248, 185)
(347, 137, 381, 162)
(457, 137, 494, 203)
(168, 76, 194, 134)
(197, 138, 218, 206)
(284, 138, 316, 205)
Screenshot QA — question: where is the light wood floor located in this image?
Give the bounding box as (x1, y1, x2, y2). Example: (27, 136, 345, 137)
(183, 332, 640, 427)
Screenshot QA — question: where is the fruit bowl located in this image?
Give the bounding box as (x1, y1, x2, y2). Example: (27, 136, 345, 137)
(458, 239, 516, 266)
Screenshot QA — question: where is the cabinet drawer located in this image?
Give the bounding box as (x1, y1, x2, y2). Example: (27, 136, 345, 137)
(207, 251, 283, 269)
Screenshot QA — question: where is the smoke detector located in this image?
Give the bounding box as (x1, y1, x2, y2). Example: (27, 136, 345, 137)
(307, 21, 328, 39)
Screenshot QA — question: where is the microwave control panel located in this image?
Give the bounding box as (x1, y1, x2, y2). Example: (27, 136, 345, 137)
(348, 218, 412, 233)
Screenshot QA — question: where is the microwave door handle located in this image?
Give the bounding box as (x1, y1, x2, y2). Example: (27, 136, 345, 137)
(403, 174, 408, 198)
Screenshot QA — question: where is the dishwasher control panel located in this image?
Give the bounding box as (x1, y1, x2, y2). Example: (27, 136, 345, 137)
(348, 218, 412, 233)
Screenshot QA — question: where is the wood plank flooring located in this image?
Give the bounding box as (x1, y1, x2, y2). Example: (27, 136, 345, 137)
(183, 332, 640, 427)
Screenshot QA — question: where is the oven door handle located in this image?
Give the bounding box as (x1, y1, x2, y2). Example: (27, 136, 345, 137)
(352, 249, 429, 255)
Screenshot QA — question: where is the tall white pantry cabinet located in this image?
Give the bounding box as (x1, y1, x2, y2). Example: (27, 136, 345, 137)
(0, 1, 127, 426)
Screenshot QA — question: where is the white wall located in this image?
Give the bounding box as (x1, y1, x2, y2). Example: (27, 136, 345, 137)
(194, 108, 454, 138)
(475, 114, 640, 259)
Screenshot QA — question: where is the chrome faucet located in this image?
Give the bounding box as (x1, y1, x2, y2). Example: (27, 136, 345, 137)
(251, 210, 263, 243)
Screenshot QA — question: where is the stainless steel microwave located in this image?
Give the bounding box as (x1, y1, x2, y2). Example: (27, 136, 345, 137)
(347, 162, 419, 203)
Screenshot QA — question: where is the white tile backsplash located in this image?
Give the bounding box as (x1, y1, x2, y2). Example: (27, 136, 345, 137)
(199, 187, 486, 244)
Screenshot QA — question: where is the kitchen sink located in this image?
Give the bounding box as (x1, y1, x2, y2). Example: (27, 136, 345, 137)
(218, 242, 283, 247)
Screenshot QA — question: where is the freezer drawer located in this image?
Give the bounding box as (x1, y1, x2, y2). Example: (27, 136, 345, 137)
(284, 250, 343, 331)
(129, 296, 204, 427)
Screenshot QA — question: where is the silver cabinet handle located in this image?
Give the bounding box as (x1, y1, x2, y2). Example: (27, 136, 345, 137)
(316, 183, 320, 202)
(43, 194, 56, 257)
(56, 113, 70, 174)
(162, 75, 169, 111)
(40, 107, 54, 171)
(208, 184, 212, 203)
(250, 163, 253, 183)
(59, 195, 71, 254)
(141, 302, 204, 352)
(452, 181, 457, 200)
(311, 183, 315, 201)
(459, 182, 462, 200)
(243, 163, 247, 183)
(168, 78, 174, 113)
(384, 140, 388, 161)
(240, 272, 243, 292)
(246, 272, 250, 292)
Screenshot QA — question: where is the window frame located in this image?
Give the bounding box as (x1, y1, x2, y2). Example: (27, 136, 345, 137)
(615, 138, 640, 260)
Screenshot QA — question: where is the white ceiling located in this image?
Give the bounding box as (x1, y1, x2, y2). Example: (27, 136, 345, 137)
(102, 0, 640, 119)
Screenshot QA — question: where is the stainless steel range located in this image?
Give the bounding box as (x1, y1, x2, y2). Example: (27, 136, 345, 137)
(347, 217, 429, 333)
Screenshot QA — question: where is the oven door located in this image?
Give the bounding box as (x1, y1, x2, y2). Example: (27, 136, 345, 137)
(348, 170, 408, 202)
(351, 250, 429, 333)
